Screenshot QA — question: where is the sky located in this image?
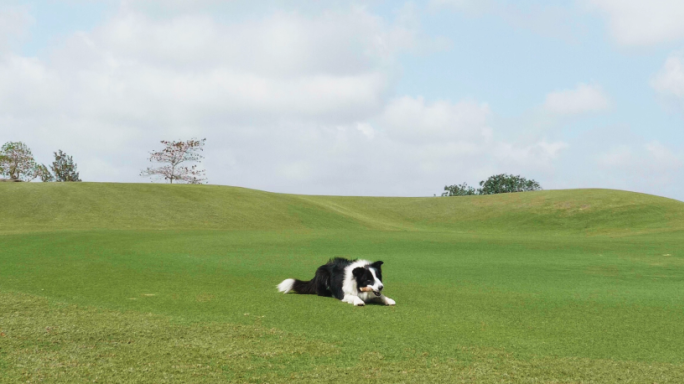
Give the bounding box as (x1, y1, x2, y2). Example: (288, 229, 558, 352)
(1, 0, 683, 199)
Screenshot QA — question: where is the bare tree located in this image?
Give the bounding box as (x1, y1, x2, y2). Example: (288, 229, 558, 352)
(0, 141, 38, 181)
(140, 138, 207, 184)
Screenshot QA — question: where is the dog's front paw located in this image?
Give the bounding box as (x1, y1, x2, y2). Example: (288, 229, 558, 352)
(353, 297, 365, 306)
(384, 297, 396, 306)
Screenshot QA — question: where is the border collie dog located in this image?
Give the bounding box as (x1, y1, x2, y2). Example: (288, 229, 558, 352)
(277, 258, 396, 306)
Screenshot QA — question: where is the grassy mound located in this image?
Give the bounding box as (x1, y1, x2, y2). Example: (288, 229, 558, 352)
(1, 183, 684, 383)
(1, 182, 682, 233)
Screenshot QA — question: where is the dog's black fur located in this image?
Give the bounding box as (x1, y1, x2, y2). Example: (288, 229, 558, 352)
(290, 257, 383, 300)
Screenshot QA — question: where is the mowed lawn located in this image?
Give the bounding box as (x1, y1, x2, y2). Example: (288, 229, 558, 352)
(1, 183, 684, 383)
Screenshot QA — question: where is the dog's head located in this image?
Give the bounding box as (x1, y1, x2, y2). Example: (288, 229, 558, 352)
(353, 261, 384, 296)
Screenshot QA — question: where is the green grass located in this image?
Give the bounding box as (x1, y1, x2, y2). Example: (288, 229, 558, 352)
(1, 183, 684, 383)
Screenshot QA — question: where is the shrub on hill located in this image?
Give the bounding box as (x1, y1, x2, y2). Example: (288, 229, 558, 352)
(441, 182, 478, 196)
(478, 174, 542, 195)
(442, 174, 542, 196)
(51, 150, 81, 182)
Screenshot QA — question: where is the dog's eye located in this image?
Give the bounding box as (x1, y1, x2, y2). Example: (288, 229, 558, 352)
(366, 280, 373, 284)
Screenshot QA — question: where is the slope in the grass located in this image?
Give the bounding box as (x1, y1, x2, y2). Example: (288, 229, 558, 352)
(1, 183, 682, 234)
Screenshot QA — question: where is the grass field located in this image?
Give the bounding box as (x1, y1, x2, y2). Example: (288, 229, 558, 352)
(1, 183, 684, 383)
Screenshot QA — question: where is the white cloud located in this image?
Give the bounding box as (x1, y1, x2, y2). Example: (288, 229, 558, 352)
(543, 83, 610, 116)
(1, 8, 402, 125)
(584, 0, 684, 46)
(0, 6, 33, 51)
(495, 141, 568, 170)
(0, 2, 568, 196)
(0, 6, 407, 186)
(596, 141, 683, 188)
(355, 122, 375, 140)
(651, 52, 684, 104)
(381, 96, 492, 143)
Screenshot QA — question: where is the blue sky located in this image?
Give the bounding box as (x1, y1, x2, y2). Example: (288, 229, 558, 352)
(1, 0, 683, 199)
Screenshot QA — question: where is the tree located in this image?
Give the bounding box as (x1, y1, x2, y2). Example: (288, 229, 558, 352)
(441, 174, 542, 196)
(442, 182, 477, 196)
(51, 150, 81, 182)
(0, 141, 38, 181)
(477, 174, 542, 195)
(140, 138, 207, 184)
(36, 164, 54, 182)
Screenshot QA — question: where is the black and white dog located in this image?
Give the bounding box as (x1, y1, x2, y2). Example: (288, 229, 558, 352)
(277, 258, 396, 306)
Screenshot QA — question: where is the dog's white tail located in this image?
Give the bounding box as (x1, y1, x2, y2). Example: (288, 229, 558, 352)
(277, 278, 295, 294)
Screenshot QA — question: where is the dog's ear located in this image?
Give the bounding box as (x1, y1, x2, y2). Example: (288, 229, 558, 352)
(371, 261, 383, 269)
(352, 267, 366, 278)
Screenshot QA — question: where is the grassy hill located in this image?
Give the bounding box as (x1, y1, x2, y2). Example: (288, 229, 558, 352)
(2, 182, 683, 233)
(1, 183, 684, 383)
